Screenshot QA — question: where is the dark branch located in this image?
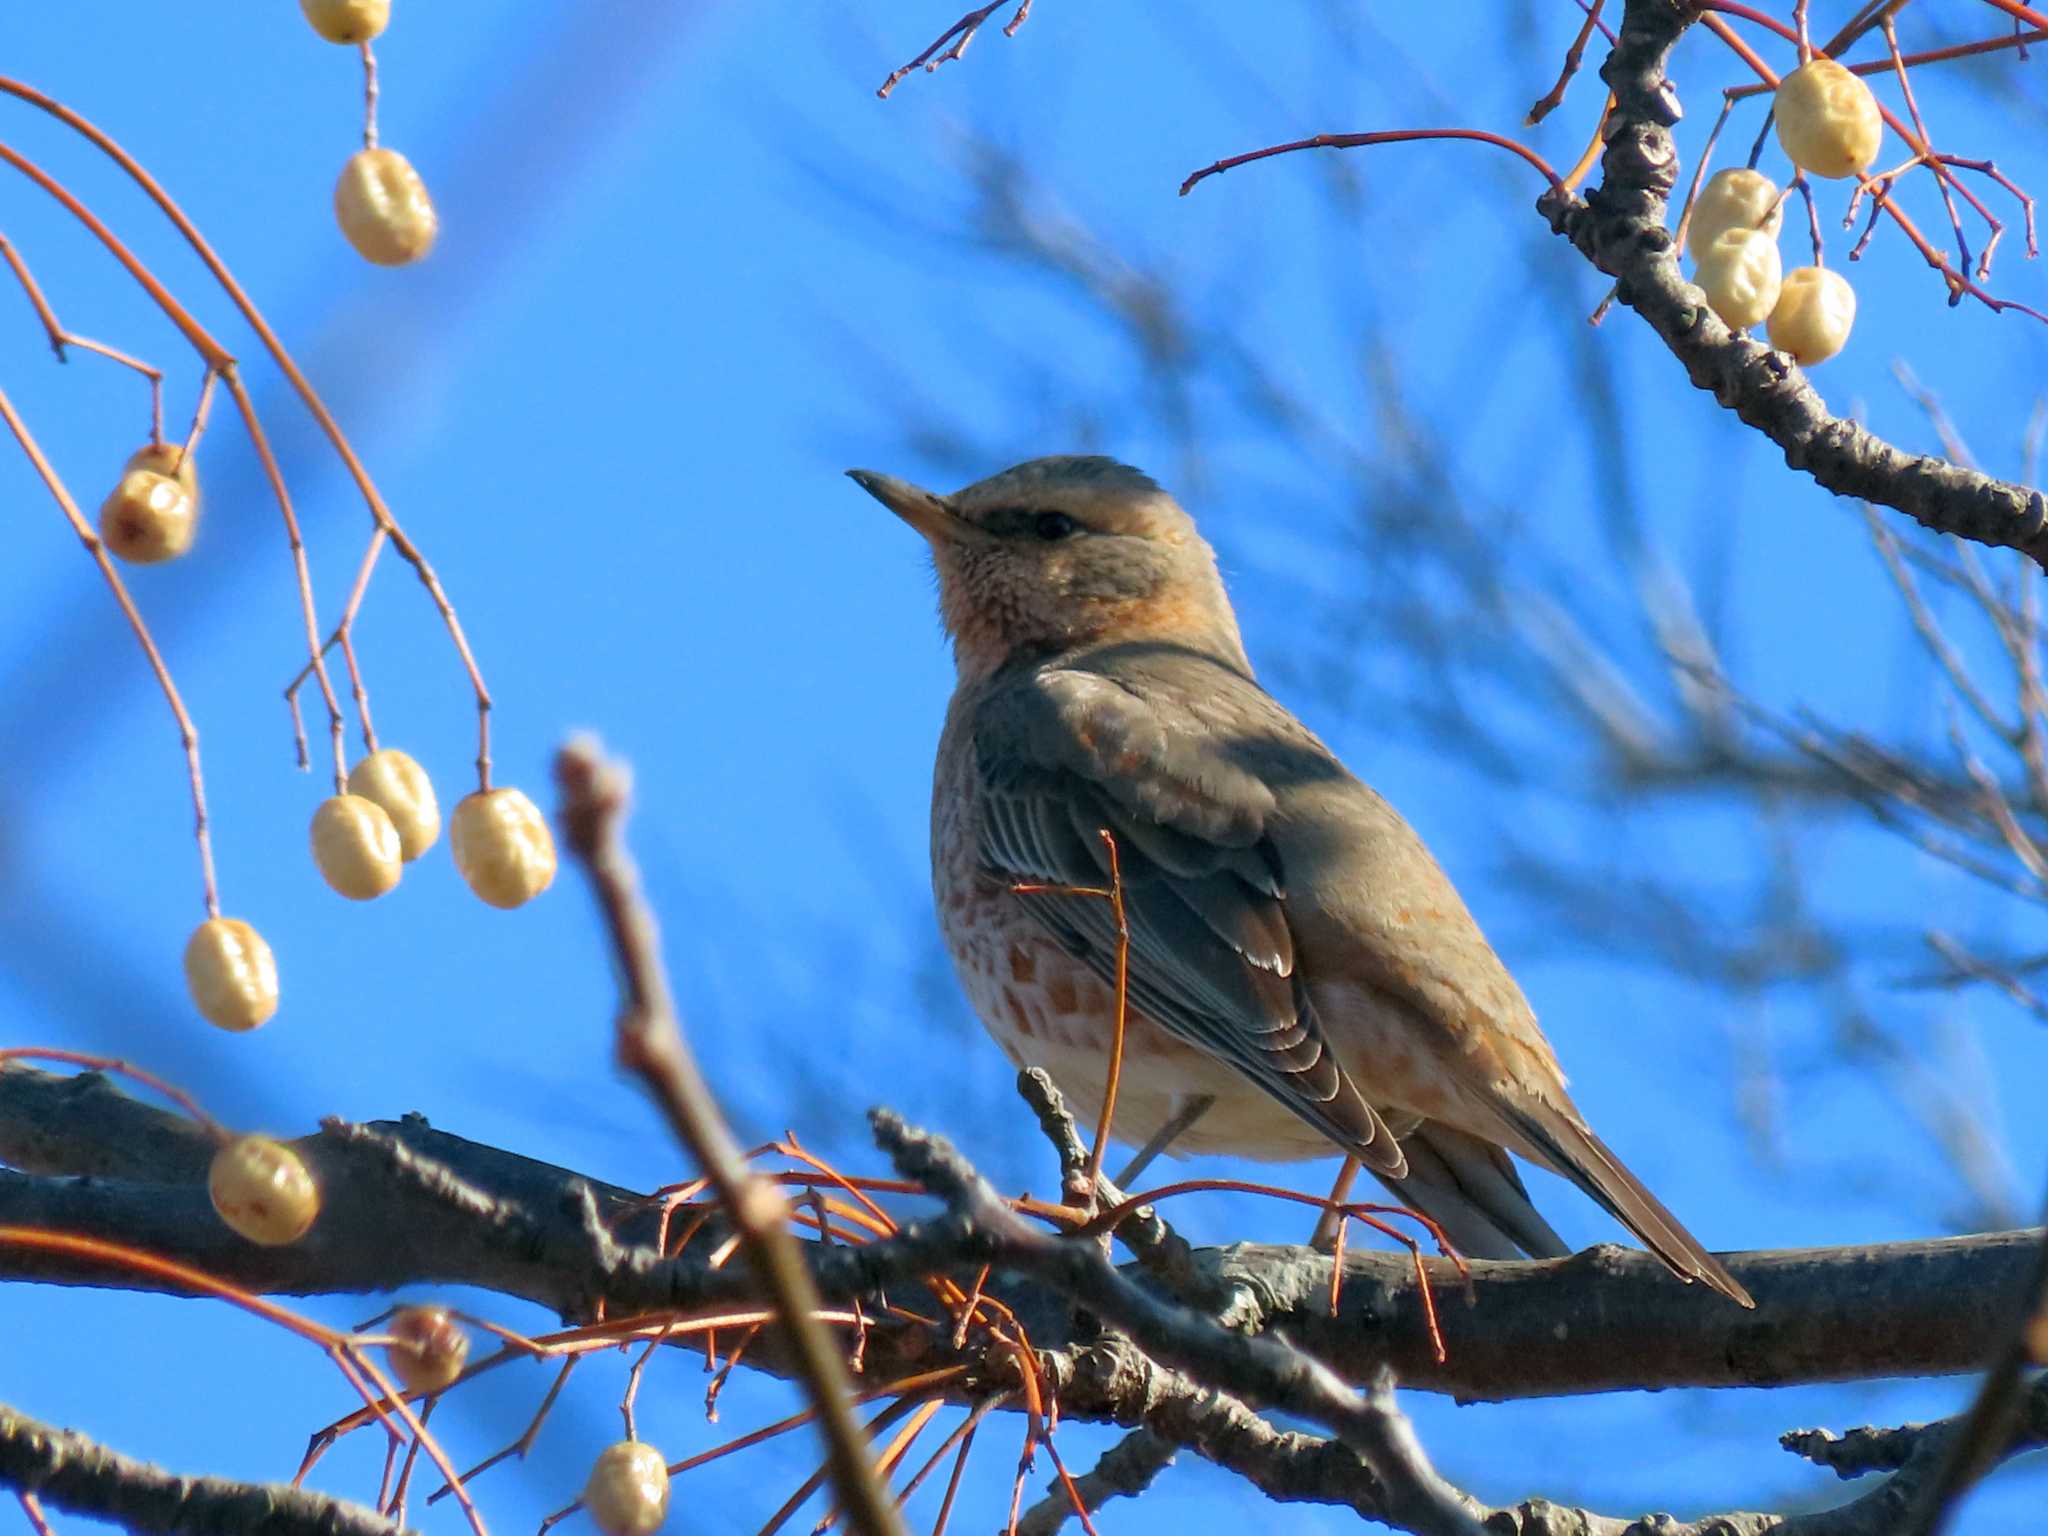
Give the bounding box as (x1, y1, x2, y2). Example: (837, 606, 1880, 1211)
(1, 1064, 2040, 1402)
(872, 1105, 1482, 1536)
(0, 1402, 405, 1536)
(1015, 1427, 1175, 1536)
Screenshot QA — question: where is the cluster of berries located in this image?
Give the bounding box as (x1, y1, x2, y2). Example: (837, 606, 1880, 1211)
(102, 0, 554, 1036)
(1691, 58, 1881, 365)
(185, 754, 556, 1034)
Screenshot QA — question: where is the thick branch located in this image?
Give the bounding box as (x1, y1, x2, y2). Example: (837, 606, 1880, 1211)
(1, 1065, 2038, 1402)
(7, 1070, 2047, 1536)
(1047, 1330, 2047, 1536)
(0, 1402, 405, 1536)
(1540, 0, 2048, 563)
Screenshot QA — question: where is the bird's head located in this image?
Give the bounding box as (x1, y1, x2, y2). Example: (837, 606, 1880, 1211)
(847, 455, 1247, 680)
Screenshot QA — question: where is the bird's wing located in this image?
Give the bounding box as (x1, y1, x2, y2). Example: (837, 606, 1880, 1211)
(973, 666, 1407, 1177)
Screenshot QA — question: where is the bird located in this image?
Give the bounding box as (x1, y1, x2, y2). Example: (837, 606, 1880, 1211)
(847, 454, 1754, 1307)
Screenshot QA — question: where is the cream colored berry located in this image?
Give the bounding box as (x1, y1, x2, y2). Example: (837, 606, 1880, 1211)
(184, 918, 279, 1032)
(451, 789, 556, 909)
(1694, 227, 1783, 331)
(209, 1134, 318, 1245)
(347, 749, 440, 862)
(584, 1441, 669, 1536)
(334, 148, 437, 266)
(300, 0, 389, 43)
(1767, 266, 1857, 365)
(1690, 167, 1783, 250)
(1774, 59, 1882, 179)
(311, 794, 403, 900)
(385, 1306, 470, 1395)
(99, 468, 197, 565)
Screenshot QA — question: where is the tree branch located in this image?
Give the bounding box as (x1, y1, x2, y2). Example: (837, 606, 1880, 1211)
(7, 1064, 2048, 1535)
(1015, 1427, 1176, 1536)
(865, 1108, 1491, 1536)
(1540, 0, 2048, 563)
(0, 1402, 405, 1536)
(1, 1064, 2039, 1402)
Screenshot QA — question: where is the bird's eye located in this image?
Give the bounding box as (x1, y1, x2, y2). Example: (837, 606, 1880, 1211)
(1033, 511, 1078, 541)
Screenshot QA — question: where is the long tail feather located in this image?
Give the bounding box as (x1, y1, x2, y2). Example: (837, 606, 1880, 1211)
(1509, 1104, 1754, 1308)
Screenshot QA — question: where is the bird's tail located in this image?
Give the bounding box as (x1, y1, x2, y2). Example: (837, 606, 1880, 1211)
(1507, 1102, 1755, 1308)
(1371, 1122, 1571, 1263)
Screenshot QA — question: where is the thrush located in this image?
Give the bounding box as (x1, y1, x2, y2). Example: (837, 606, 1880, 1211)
(849, 455, 1753, 1307)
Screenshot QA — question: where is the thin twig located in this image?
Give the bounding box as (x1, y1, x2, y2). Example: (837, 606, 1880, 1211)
(877, 1, 1036, 98)
(0, 80, 496, 787)
(553, 738, 903, 1536)
(1181, 128, 1563, 199)
(0, 386, 221, 917)
(0, 136, 351, 790)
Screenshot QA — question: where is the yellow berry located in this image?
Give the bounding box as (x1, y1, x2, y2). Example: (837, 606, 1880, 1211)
(385, 1305, 470, 1395)
(451, 789, 556, 909)
(334, 148, 437, 267)
(311, 794, 403, 900)
(99, 468, 196, 565)
(1767, 266, 1857, 365)
(209, 1134, 319, 1245)
(347, 749, 440, 862)
(1694, 227, 1783, 331)
(1774, 59, 1882, 180)
(300, 0, 389, 43)
(184, 918, 279, 1032)
(1690, 167, 1783, 250)
(583, 1442, 669, 1536)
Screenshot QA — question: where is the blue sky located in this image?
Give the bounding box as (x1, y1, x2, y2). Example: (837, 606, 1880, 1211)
(4, 3, 2046, 1532)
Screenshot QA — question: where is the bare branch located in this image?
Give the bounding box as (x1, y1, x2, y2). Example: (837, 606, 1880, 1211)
(552, 737, 903, 1536)
(0, 1402, 405, 1536)
(2, 1064, 2042, 1402)
(868, 1107, 1487, 1536)
(1015, 1428, 1175, 1536)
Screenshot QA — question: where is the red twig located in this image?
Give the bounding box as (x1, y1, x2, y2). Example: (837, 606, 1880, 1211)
(0, 1049, 228, 1141)
(1697, 13, 2048, 323)
(1181, 128, 1564, 199)
(0, 136, 352, 792)
(0, 78, 497, 789)
(0, 386, 221, 917)
(1725, 26, 2048, 99)
(1527, 0, 1608, 125)
(15, 1492, 54, 1536)
(0, 233, 164, 436)
(1088, 832, 1129, 1206)
(1883, 15, 1972, 279)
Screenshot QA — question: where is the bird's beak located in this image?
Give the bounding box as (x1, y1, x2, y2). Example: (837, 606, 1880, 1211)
(845, 469, 993, 548)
